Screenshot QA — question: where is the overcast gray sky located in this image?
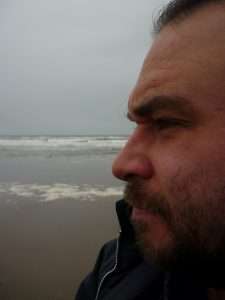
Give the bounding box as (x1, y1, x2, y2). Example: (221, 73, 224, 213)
(1, 0, 169, 135)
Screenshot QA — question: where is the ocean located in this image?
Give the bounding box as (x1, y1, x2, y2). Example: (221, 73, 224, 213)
(0, 135, 127, 202)
(0, 135, 127, 300)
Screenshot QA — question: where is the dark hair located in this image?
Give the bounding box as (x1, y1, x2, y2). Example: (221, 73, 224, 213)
(154, 0, 225, 34)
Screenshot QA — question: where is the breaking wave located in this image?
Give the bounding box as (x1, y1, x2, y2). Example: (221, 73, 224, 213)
(0, 136, 127, 157)
(0, 183, 123, 202)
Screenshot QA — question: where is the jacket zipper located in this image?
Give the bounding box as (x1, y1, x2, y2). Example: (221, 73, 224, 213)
(94, 235, 120, 300)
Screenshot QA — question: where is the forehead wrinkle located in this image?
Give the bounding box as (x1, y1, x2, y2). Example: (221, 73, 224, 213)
(129, 67, 179, 108)
(128, 78, 166, 113)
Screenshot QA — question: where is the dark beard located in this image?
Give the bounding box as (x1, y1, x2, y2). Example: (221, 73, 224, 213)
(124, 179, 172, 225)
(123, 178, 225, 287)
(124, 178, 178, 269)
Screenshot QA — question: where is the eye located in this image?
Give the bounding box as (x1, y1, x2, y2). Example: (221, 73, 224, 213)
(153, 118, 185, 130)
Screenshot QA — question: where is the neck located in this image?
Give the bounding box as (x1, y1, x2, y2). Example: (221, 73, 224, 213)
(208, 288, 225, 300)
(171, 256, 225, 288)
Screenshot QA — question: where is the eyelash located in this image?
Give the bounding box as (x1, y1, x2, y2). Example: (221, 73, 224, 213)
(153, 118, 185, 130)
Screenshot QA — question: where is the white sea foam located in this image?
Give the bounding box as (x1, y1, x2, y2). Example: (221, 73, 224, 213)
(0, 136, 127, 157)
(0, 183, 123, 202)
(0, 136, 126, 148)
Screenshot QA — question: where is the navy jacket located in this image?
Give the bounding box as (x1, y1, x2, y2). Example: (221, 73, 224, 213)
(75, 200, 208, 300)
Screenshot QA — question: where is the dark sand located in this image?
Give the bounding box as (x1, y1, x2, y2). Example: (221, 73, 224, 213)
(0, 197, 119, 300)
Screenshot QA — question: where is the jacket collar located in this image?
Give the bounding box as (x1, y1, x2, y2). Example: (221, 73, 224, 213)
(116, 199, 219, 300)
(116, 199, 135, 241)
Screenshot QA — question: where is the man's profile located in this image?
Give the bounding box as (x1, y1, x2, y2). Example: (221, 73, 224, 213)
(76, 0, 225, 299)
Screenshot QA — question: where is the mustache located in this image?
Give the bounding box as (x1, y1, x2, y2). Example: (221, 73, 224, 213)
(124, 179, 172, 224)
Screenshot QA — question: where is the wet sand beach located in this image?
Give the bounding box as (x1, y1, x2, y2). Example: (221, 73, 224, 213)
(0, 196, 119, 300)
(0, 135, 126, 299)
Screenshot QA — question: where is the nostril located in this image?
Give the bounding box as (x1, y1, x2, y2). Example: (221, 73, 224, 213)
(123, 173, 136, 182)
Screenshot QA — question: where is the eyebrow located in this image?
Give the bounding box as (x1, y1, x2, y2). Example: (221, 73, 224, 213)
(127, 95, 195, 121)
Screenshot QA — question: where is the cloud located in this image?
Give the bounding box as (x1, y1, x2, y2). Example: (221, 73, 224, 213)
(0, 0, 169, 135)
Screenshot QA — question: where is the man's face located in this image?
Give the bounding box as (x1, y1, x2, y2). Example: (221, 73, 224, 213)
(112, 4, 225, 269)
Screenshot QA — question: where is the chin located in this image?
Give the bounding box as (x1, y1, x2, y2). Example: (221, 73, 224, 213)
(133, 223, 177, 270)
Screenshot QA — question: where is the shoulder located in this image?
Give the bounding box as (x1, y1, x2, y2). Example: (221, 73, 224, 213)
(75, 238, 118, 300)
(75, 237, 164, 300)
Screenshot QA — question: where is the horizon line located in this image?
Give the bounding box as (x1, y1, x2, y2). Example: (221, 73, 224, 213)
(0, 133, 129, 137)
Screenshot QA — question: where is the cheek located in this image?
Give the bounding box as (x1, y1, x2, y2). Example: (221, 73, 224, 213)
(153, 150, 211, 212)
(154, 138, 225, 183)
(153, 149, 191, 190)
(159, 150, 225, 211)
(152, 135, 225, 200)
(153, 138, 195, 173)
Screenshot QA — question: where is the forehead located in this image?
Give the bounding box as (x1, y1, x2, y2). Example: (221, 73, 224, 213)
(129, 4, 225, 114)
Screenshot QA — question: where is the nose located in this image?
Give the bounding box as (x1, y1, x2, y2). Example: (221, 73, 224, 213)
(112, 128, 154, 181)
